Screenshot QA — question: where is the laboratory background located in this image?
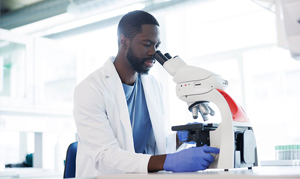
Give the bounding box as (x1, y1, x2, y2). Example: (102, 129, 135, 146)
(0, 0, 300, 177)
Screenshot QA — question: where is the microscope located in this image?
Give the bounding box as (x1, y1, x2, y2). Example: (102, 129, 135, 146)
(154, 51, 258, 170)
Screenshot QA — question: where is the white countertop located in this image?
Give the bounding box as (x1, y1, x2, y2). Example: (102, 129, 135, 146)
(0, 168, 62, 179)
(95, 166, 300, 179)
(1, 166, 299, 179)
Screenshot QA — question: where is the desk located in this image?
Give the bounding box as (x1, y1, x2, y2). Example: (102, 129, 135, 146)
(2, 166, 299, 179)
(0, 168, 61, 179)
(96, 166, 300, 179)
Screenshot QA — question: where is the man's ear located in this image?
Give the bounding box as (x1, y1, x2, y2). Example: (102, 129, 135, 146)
(120, 34, 129, 48)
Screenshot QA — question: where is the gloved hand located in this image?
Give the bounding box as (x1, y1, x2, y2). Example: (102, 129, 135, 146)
(163, 145, 219, 172)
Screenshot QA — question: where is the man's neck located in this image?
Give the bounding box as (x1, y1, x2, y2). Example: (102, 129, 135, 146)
(114, 56, 137, 85)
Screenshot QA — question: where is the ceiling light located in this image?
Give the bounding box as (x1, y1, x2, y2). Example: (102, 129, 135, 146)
(11, 2, 145, 37)
(44, 3, 145, 35)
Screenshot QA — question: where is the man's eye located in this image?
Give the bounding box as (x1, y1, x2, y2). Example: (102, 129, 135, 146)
(144, 44, 150, 47)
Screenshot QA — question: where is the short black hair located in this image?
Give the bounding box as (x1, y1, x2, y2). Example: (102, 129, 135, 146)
(117, 10, 159, 42)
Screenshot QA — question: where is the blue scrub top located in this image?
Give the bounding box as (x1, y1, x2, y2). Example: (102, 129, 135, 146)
(122, 75, 152, 154)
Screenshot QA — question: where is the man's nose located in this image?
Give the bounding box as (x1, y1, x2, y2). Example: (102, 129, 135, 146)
(148, 45, 157, 56)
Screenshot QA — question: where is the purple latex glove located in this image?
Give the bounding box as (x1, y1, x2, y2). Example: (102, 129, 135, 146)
(177, 122, 199, 144)
(177, 130, 196, 144)
(164, 145, 219, 172)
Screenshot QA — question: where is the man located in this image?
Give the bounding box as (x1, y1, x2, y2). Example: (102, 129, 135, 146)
(73, 10, 219, 177)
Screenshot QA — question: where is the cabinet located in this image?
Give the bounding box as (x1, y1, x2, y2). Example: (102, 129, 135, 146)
(0, 29, 77, 117)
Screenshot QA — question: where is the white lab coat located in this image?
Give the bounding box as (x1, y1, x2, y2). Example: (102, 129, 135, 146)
(73, 57, 177, 177)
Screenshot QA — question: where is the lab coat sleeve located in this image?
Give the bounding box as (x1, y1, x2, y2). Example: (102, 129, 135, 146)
(73, 79, 151, 175)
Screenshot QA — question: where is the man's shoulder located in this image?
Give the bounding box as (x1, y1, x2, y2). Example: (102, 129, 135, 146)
(74, 68, 103, 94)
(81, 68, 103, 84)
(77, 57, 115, 87)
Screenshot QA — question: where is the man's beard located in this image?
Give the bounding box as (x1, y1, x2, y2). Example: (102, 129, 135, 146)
(126, 46, 153, 75)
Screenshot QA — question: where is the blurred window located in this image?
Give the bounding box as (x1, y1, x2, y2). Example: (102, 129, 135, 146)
(0, 40, 26, 99)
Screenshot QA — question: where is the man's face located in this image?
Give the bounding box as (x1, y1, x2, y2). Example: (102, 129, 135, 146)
(126, 24, 161, 74)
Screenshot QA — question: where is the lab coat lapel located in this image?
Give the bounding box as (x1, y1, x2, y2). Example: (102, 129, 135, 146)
(102, 57, 134, 150)
(141, 75, 166, 154)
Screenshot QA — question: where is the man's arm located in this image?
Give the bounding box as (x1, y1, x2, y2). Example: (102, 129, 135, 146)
(148, 133, 182, 172)
(148, 155, 166, 172)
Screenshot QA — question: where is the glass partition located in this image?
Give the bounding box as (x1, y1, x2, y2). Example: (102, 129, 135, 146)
(0, 40, 26, 98)
(34, 38, 77, 112)
(0, 29, 33, 108)
(0, 29, 76, 113)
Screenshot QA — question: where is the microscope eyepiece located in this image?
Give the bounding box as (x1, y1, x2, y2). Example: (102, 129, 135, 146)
(164, 53, 172, 59)
(154, 50, 169, 66)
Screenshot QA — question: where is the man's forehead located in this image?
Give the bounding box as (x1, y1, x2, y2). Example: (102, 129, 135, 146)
(139, 24, 160, 41)
(141, 24, 159, 33)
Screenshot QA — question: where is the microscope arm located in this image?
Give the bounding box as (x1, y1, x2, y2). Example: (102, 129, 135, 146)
(154, 51, 228, 120)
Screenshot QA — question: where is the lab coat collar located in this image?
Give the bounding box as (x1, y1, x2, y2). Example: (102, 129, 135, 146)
(102, 57, 135, 150)
(102, 56, 117, 78)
